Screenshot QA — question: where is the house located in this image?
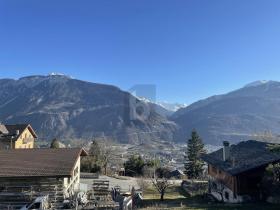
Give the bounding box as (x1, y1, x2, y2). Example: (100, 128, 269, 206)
(169, 169, 185, 179)
(0, 124, 37, 149)
(0, 148, 87, 208)
(202, 140, 280, 203)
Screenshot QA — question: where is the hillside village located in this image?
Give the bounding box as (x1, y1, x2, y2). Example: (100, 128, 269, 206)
(0, 122, 279, 209)
(1, 0, 280, 209)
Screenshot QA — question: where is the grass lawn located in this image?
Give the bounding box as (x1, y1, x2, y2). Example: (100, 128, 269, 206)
(138, 184, 280, 210)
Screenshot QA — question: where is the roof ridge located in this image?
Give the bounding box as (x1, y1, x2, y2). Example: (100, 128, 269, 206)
(202, 140, 280, 175)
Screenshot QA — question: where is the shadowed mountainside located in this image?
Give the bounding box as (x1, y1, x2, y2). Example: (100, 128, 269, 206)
(172, 81, 280, 145)
(0, 75, 177, 143)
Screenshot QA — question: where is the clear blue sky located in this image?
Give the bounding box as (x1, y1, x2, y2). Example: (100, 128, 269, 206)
(1, 0, 280, 104)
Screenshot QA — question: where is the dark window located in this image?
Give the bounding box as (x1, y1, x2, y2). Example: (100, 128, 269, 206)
(224, 192, 229, 200)
(247, 177, 260, 190)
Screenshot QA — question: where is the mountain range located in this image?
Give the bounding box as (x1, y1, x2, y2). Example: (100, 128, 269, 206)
(172, 80, 280, 144)
(0, 75, 177, 144)
(0, 75, 280, 145)
(135, 97, 186, 117)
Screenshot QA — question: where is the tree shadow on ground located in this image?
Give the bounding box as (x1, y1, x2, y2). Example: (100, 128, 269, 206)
(140, 186, 280, 210)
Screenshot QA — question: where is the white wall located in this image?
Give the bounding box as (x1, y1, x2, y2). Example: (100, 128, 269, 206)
(63, 156, 81, 198)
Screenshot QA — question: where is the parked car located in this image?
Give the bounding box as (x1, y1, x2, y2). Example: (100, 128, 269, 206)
(20, 196, 50, 210)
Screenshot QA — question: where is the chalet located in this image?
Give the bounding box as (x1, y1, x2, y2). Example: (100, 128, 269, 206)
(202, 140, 280, 203)
(0, 124, 37, 149)
(0, 148, 87, 208)
(169, 169, 185, 179)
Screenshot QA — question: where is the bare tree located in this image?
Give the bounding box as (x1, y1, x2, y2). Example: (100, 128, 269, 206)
(85, 138, 114, 175)
(136, 177, 149, 196)
(151, 177, 172, 201)
(99, 142, 113, 175)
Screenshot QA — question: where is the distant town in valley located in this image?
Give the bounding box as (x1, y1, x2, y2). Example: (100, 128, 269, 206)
(0, 75, 279, 209)
(1, 0, 280, 209)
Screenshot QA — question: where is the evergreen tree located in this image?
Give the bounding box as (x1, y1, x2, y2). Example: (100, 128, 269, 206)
(184, 129, 206, 179)
(89, 140, 102, 159)
(124, 155, 145, 177)
(268, 144, 280, 153)
(50, 138, 60, 149)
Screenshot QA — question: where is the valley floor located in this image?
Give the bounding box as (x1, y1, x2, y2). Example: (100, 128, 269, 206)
(138, 185, 280, 210)
(81, 175, 280, 210)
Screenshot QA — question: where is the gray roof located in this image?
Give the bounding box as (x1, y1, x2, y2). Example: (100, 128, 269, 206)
(202, 140, 280, 175)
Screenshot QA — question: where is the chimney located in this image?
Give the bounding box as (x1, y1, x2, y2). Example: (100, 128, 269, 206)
(223, 141, 230, 161)
(15, 130, 20, 136)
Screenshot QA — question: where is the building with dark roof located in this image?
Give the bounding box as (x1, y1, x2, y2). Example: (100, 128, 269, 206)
(0, 124, 37, 149)
(202, 140, 280, 203)
(0, 148, 87, 208)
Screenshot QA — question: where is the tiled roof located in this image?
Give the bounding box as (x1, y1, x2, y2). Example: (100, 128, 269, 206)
(202, 140, 280, 175)
(0, 148, 87, 178)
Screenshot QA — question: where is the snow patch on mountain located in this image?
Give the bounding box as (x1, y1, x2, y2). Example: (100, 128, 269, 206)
(48, 72, 74, 79)
(157, 101, 187, 112)
(244, 80, 276, 88)
(137, 97, 187, 112)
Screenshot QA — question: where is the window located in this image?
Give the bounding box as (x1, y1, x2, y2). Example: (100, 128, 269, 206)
(224, 191, 229, 200)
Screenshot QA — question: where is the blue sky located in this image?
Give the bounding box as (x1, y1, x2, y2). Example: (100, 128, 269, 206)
(1, 0, 280, 104)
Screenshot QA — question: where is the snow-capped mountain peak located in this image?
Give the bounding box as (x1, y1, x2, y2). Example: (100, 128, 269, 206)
(157, 101, 187, 112)
(244, 80, 276, 88)
(48, 72, 74, 79)
(138, 97, 187, 112)
(49, 72, 66, 76)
